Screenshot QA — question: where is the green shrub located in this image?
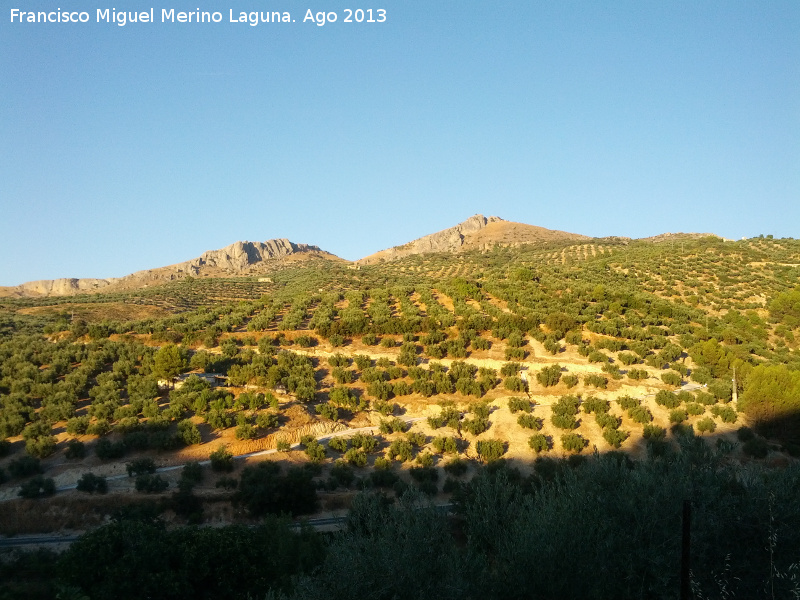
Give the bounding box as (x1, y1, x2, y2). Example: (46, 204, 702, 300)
(661, 372, 683, 387)
(695, 391, 717, 405)
(561, 433, 587, 453)
(686, 403, 705, 416)
(315, 403, 339, 421)
(295, 335, 316, 348)
(501, 362, 522, 377)
(710, 405, 737, 423)
(66, 415, 90, 435)
(65, 439, 86, 459)
(373, 456, 392, 470)
(353, 354, 372, 370)
(8, 455, 41, 479)
(643, 424, 666, 440)
(177, 419, 202, 445)
(508, 396, 531, 413)
(742, 436, 769, 459)
(562, 374, 579, 388)
(596, 412, 621, 430)
(18, 475, 55, 499)
(181, 462, 204, 486)
(415, 452, 434, 468)
(127, 458, 157, 477)
(587, 350, 609, 364)
(669, 409, 688, 424)
(736, 426, 755, 442)
(616, 395, 639, 411)
(528, 434, 551, 453)
(627, 368, 649, 381)
(537, 365, 562, 387)
(76, 472, 108, 494)
(432, 436, 458, 454)
(462, 416, 490, 436)
(369, 467, 399, 488)
(583, 374, 608, 389)
(504, 347, 526, 361)
(518, 414, 543, 430)
(629, 405, 653, 424)
(443, 457, 468, 476)
(388, 439, 414, 462)
(95, 438, 126, 460)
(215, 476, 238, 490)
(655, 390, 681, 409)
(475, 439, 506, 463)
(583, 396, 610, 415)
(210, 446, 234, 472)
(328, 353, 351, 368)
(235, 415, 257, 440)
(504, 376, 528, 392)
(696, 417, 716, 434)
(303, 440, 326, 463)
(256, 412, 280, 430)
(378, 418, 407, 434)
(603, 427, 629, 448)
(135, 474, 169, 493)
(690, 366, 712, 384)
(708, 379, 732, 402)
(331, 367, 354, 384)
(328, 437, 348, 453)
(551, 414, 577, 430)
(344, 448, 367, 467)
(406, 431, 427, 447)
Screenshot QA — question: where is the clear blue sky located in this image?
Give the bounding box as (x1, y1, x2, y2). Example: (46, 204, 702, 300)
(1, 1, 798, 286)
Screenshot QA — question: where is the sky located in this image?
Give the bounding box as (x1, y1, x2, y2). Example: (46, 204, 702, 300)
(1, 1, 798, 286)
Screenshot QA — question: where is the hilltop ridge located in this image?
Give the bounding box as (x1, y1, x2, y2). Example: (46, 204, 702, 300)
(0, 215, 724, 298)
(357, 214, 591, 265)
(0, 238, 339, 298)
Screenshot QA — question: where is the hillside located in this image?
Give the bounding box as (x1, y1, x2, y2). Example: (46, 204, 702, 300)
(1, 216, 725, 298)
(0, 239, 342, 298)
(358, 214, 591, 264)
(1, 231, 800, 599)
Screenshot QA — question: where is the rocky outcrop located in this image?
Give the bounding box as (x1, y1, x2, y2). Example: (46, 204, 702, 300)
(1, 239, 332, 297)
(10, 278, 116, 296)
(182, 239, 321, 274)
(359, 215, 504, 264)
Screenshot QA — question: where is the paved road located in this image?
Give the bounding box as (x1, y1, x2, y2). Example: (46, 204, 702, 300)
(0, 503, 454, 548)
(0, 534, 81, 548)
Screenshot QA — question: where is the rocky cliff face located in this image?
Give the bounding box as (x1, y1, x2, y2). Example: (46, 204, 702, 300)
(359, 215, 503, 264)
(10, 278, 115, 296)
(0, 239, 331, 297)
(183, 239, 321, 274)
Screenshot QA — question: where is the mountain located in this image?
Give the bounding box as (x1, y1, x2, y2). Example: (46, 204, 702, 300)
(1, 216, 722, 298)
(0, 239, 340, 298)
(357, 215, 591, 264)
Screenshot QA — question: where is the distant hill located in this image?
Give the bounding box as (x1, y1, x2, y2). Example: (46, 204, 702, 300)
(357, 215, 591, 265)
(0, 239, 342, 298)
(639, 232, 720, 243)
(0, 215, 724, 298)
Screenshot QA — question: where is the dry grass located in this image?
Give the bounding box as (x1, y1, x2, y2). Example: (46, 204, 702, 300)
(17, 302, 171, 322)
